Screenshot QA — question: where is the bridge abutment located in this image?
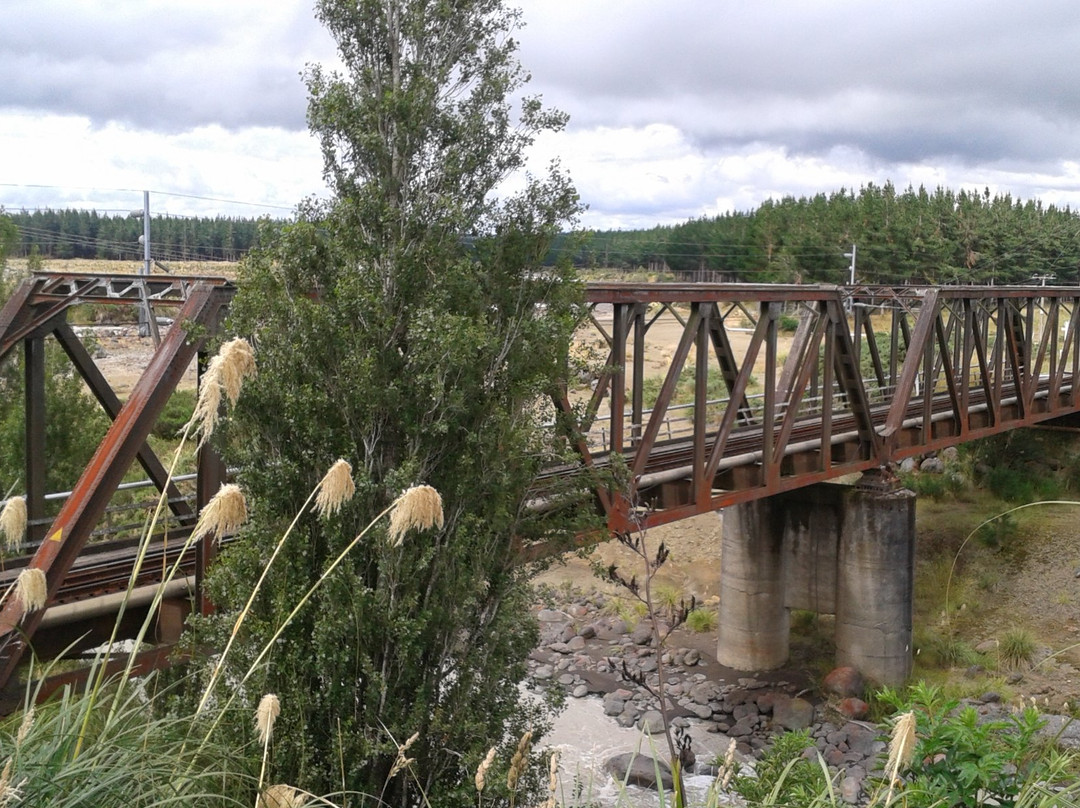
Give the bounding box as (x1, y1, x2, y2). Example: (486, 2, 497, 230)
(717, 481, 915, 685)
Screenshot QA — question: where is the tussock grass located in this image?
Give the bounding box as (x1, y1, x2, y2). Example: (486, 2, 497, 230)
(1000, 628, 1038, 670)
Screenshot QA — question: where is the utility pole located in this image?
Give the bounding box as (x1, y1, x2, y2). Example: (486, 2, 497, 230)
(843, 243, 857, 285)
(843, 243, 856, 312)
(129, 191, 160, 343)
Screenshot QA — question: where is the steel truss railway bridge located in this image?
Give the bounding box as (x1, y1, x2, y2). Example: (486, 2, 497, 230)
(2, 271, 1080, 705)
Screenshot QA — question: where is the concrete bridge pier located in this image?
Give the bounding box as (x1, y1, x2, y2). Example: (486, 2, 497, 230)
(717, 482, 915, 686)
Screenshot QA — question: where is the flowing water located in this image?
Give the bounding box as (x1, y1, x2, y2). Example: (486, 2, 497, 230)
(543, 695, 741, 807)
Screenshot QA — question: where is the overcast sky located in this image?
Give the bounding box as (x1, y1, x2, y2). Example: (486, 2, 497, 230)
(2, 0, 1080, 231)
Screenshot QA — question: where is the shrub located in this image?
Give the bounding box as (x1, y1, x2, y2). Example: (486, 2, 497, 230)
(731, 730, 829, 806)
(685, 607, 717, 633)
(151, 388, 197, 439)
(999, 628, 1037, 670)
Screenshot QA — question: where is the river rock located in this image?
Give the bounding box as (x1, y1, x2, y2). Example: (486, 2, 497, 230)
(836, 697, 870, 720)
(630, 624, 654, 645)
(823, 666, 865, 698)
(773, 696, 815, 730)
(604, 752, 673, 790)
(920, 456, 945, 473)
(637, 710, 666, 734)
(683, 648, 701, 665)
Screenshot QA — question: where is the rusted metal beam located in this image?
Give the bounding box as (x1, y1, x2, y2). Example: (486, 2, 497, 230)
(0, 283, 231, 690)
(51, 321, 194, 525)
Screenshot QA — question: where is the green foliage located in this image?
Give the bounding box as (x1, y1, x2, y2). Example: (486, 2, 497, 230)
(999, 628, 1038, 670)
(684, 607, 717, 633)
(0, 676, 256, 806)
(575, 183, 1080, 285)
(150, 388, 196, 440)
(977, 512, 1018, 549)
(777, 313, 800, 333)
(875, 682, 1068, 808)
(0, 330, 110, 501)
(731, 730, 830, 807)
(181, 2, 590, 806)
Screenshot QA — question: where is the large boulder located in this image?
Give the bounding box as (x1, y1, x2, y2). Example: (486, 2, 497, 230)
(823, 666, 866, 699)
(604, 752, 673, 790)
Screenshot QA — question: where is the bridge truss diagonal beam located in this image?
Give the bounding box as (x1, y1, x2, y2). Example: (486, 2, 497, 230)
(553, 283, 1080, 534)
(0, 276, 234, 693)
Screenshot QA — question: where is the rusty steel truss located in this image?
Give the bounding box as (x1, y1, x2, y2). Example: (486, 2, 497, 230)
(3, 274, 1080, 701)
(0, 272, 234, 704)
(553, 283, 1080, 533)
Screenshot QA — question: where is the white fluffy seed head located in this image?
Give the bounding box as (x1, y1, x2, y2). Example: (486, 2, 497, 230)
(193, 484, 248, 545)
(314, 459, 355, 519)
(0, 497, 26, 552)
(13, 568, 47, 614)
(255, 693, 281, 747)
(387, 485, 444, 546)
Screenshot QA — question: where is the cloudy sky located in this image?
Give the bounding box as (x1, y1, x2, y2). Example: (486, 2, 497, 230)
(2, 0, 1079, 231)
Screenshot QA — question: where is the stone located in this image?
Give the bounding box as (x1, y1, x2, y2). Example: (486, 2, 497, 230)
(773, 696, 815, 731)
(899, 457, 919, 473)
(559, 624, 577, 643)
(604, 752, 673, 790)
(840, 775, 862, 804)
(920, 456, 946, 474)
(630, 625, 654, 645)
(547, 642, 572, 655)
(729, 715, 756, 737)
(578, 624, 597, 639)
(755, 691, 779, 714)
(683, 648, 701, 666)
(557, 673, 575, 686)
(975, 639, 998, 654)
(537, 609, 568, 623)
(532, 665, 553, 680)
(686, 702, 713, 720)
(836, 698, 870, 720)
(842, 722, 878, 757)
(941, 446, 959, 462)
(637, 710, 666, 734)
(689, 681, 721, 705)
(616, 709, 639, 729)
(572, 684, 589, 698)
(567, 636, 586, 651)
(823, 666, 865, 699)
(603, 694, 626, 716)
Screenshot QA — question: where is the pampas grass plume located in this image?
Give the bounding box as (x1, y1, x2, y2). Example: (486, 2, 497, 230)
(885, 710, 916, 781)
(189, 337, 256, 444)
(314, 459, 355, 518)
(217, 338, 256, 406)
(475, 746, 496, 792)
(255, 693, 280, 747)
(388, 731, 419, 779)
(387, 485, 444, 546)
(13, 568, 47, 614)
(0, 497, 26, 552)
(258, 784, 303, 808)
(506, 729, 532, 792)
(193, 484, 247, 545)
(14, 708, 33, 748)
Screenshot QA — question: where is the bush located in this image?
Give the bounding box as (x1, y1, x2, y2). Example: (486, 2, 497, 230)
(778, 313, 800, 333)
(999, 628, 1037, 670)
(151, 388, 197, 439)
(731, 730, 829, 806)
(874, 682, 1069, 808)
(685, 607, 717, 633)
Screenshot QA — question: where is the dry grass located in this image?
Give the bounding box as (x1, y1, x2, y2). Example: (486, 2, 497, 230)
(0, 497, 26, 551)
(13, 568, 47, 614)
(388, 485, 444, 546)
(192, 484, 248, 545)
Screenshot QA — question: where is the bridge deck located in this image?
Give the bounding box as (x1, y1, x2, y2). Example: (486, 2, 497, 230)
(3, 273, 1080, 698)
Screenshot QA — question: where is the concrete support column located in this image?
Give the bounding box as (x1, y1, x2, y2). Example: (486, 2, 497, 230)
(717, 498, 789, 670)
(835, 487, 915, 685)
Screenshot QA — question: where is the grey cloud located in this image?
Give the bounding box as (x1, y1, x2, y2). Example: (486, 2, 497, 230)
(0, 1, 330, 131)
(519, 0, 1080, 169)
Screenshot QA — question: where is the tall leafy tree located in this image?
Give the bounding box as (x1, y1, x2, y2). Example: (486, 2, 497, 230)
(190, 1, 585, 805)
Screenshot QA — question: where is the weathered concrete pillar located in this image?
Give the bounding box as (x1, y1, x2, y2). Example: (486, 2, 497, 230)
(717, 498, 789, 670)
(835, 487, 915, 685)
